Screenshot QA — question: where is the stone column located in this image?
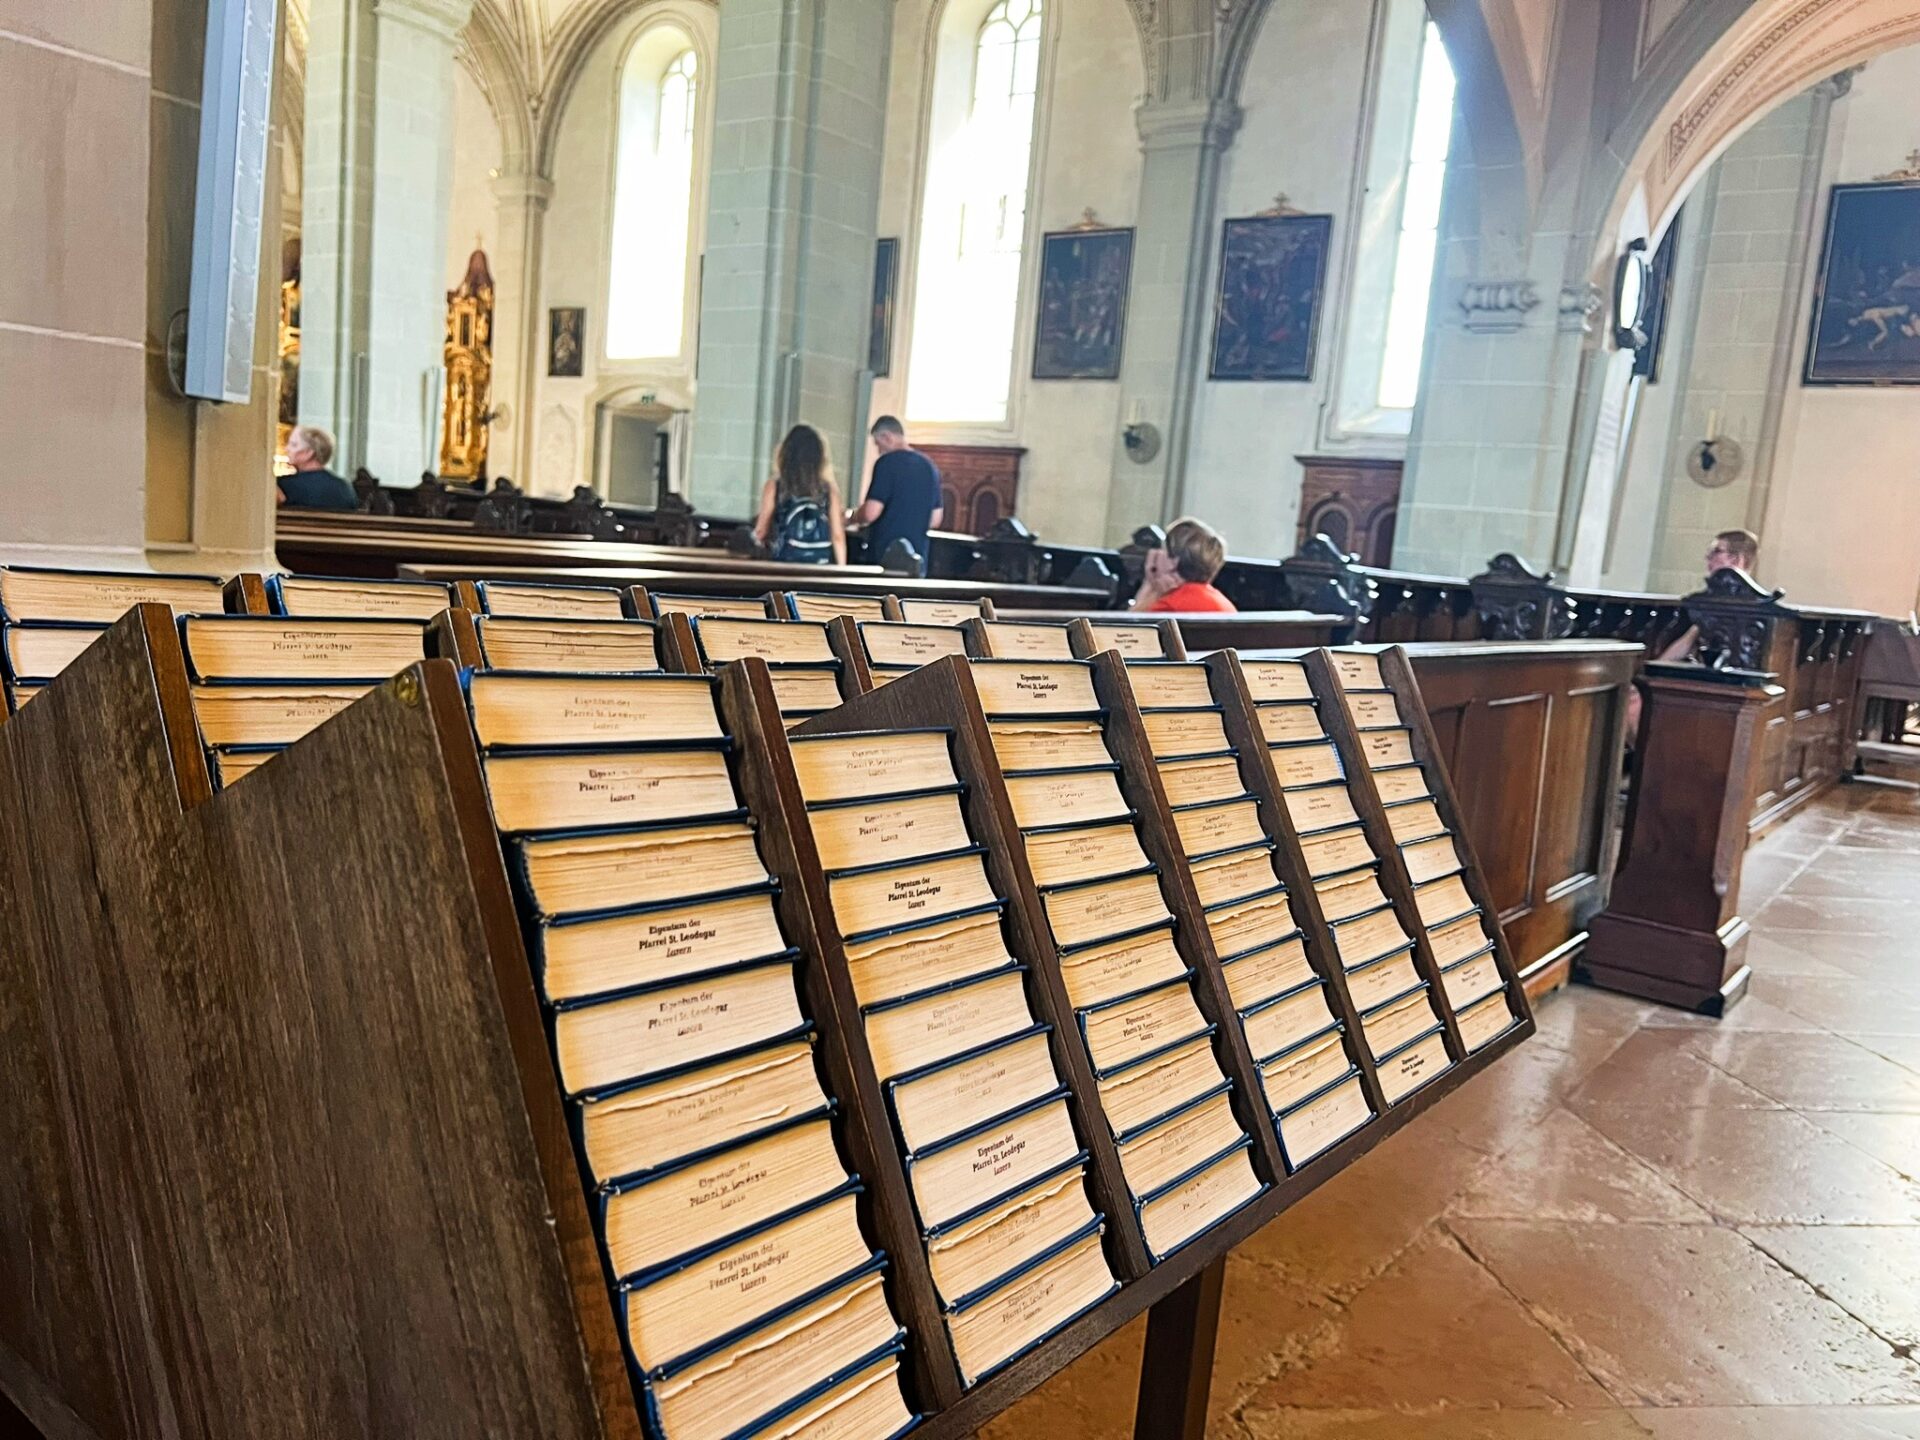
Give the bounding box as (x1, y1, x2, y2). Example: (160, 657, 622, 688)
(689, 0, 892, 518)
(301, 0, 473, 484)
(488, 169, 554, 485)
(1102, 99, 1240, 548)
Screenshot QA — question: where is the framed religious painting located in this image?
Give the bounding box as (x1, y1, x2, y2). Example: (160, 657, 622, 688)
(548, 306, 585, 378)
(1804, 179, 1920, 386)
(869, 238, 898, 377)
(1208, 212, 1333, 381)
(1032, 225, 1134, 380)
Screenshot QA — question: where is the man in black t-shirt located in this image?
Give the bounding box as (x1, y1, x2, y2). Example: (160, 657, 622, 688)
(853, 416, 942, 574)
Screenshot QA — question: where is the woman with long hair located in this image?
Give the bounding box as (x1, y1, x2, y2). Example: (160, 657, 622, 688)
(754, 423, 848, 565)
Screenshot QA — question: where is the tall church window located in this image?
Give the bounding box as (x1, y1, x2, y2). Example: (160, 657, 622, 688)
(607, 43, 699, 361)
(905, 0, 1044, 424)
(1376, 20, 1455, 410)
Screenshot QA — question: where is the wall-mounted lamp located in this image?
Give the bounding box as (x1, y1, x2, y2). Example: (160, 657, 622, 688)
(1122, 398, 1160, 463)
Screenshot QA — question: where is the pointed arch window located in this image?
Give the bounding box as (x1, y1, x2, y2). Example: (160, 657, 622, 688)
(607, 43, 699, 361)
(905, 0, 1044, 423)
(1376, 20, 1455, 409)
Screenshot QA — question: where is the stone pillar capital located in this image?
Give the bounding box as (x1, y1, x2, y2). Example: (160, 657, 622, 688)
(1134, 97, 1241, 152)
(373, 0, 474, 43)
(492, 170, 555, 211)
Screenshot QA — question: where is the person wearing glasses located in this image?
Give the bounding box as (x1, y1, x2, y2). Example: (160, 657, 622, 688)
(1626, 529, 1761, 742)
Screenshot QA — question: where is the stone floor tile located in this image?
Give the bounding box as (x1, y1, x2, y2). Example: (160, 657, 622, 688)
(1631, 1407, 1920, 1439)
(1231, 1123, 1492, 1303)
(1576, 1104, 1920, 1224)
(1854, 1034, 1920, 1076)
(1751, 929, 1920, 981)
(1675, 1030, 1920, 1111)
(1741, 1225, 1920, 1350)
(1446, 1107, 1713, 1225)
(1809, 1112, 1920, 1180)
(1759, 976, 1920, 1036)
(1422, 1042, 1592, 1158)
(1450, 1220, 1920, 1406)
(1206, 1255, 1348, 1426)
(1238, 1229, 1614, 1413)
(1741, 933, 1863, 979)
(1566, 1030, 1783, 1110)
(1782, 849, 1920, 898)
(1239, 1408, 1657, 1438)
(1636, 991, 1830, 1034)
(1751, 894, 1920, 938)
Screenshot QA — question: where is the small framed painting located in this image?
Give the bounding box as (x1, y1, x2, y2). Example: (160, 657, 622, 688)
(1804, 180, 1920, 386)
(1032, 226, 1134, 380)
(548, 306, 585, 378)
(869, 239, 898, 377)
(1208, 212, 1333, 382)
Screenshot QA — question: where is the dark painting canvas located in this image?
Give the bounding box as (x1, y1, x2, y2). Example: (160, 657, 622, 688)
(1805, 181, 1920, 385)
(548, 306, 584, 377)
(869, 238, 898, 377)
(1209, 213, 1332, 382)
(1032, 227, 1133, 380)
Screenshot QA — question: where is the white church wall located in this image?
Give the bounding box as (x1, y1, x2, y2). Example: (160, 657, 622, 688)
(868, 0, 1142, 544)
(1184, 0, 1381, 562)
(446, 66, 501, 300)
(1765, 45, 1920, 620)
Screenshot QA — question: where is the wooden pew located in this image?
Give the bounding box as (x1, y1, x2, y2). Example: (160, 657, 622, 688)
(1855, 623, 1920, 769)
(989, 608, 1351, 650)
(397, 563, 1115, 614)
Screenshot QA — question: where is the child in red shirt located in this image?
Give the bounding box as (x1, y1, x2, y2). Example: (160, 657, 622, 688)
(1135, 517, 1238, 613)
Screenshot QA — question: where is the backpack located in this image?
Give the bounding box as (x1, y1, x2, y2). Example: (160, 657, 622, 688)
(772, 494, 833, 565)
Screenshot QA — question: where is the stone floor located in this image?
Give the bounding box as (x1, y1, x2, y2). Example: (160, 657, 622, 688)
(983, 779, 1920, 1439)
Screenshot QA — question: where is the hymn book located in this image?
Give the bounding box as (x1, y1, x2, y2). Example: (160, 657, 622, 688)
(1357, 988, 1444, 1062)
(1298, 825, 1377, 878)
(1115, 1090, 1244, 1199)
(1345, 949, 1423, 1013)
(1096, 1036, 1226, 1136)
(482, 747, 738, 832)
(1329, 904, 1412, 970)
(1268, 740, 1344, 788)
(945, 1230, 1117, 1385)
(1373, 765, 1431, 804)
(1377, 1030, 1451, 1103)
(809, 789, 972, 871)
(576, 1038, 825, 1184)
(266, 574, 450, 618)
(864, 967, 1034, 1079)
(533, 888, 791, 1003)
(925, 1165, 1098, 1307)
(206, 746, 276, 787)
(1259, 1031, 1354, 1115)
(641, 1269, 902, 1440)
(1283, 781, 1360, 834)
(189, 684, 370, 746)
(1457, 992, 1516, 1051)
(1022, 820, 1150, 888)
(887, 1027, 1059, 1153)
(1189, 845, 1281, 908)
(898, 599, 984, 626)
(1443, 951, 1505, 1012)
(1140, 708, 1230, 758)
(1171, 796, 1267, 856)
(553, 959, 806, 1096)
(1414, 873, 1477, 928)
(1403, 834, 1465, 885)
(977, 621, 1075, 659)
(859, 622, 968, 667)
(1344, 690, 1404, 730)
(1137, 1143, 1262, 1260)
(827, 849, 999, 937)
(1004, 767, 1131, 829)
(694, 617, 837, 665)
(790, 730, 957, 802)
(970, 661, 1100, 714)
(906, 1093, 1081, 1230)
(1256, 703, 1324, 744)
(601, 1116, 849, 1280)
(1082, 621, 1166, 657)
(1123, 663, 1214, 709)
(474, 617, 662, 673)
(467, 672, 722, 748)
(180, 616, 426, 679)
(515, 819, 769, 917)
(1385, 797, 1447, 844)
(1240, 659, 1311, 702)
(842, 908, 1016, 1008)
(2, 624, 105, 682)
(1331, 652, 1385, 688)
(1156, 754, 1246, 808)
(987, 719, 1112, 772)
(1204, 887, 1297, 959)
(1221, 934, 1313, 1011)
(476, 581, 627, 619)
(1057, 924, 1187, 1011)
(1429, 911, 1494, 966)
(1242, 983, 1338, 1063)
(788, 593, 888, 624)
(1275, 1073, 1372, 1167)
(1043, 870, 1173, 948)
(1079, 980, 1209, 1075)
(0, 566, 223, 624)
(648, 593, 773, 620)
(621, 1188, 872, 1371)
(747, 1349, 912, 1440)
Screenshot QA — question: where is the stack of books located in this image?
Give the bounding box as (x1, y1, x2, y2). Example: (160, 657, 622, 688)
(0, 566, 226, 713)
(691, 617, 847, 724)
(180, 615, 428, 787)
(465, 665, 917, 1440)
(972, 658, 1263, 1263)
(969, 620, 1076, 660)
(785, 592, 890, 624)
(639, 591, 775, 621)
(266, 573, 452, 618)
(854, 622, 969, 688)
(787, 727, 1118, 1386)
(1337, 655, 1517, 1055)
(473, 579, 630, 619)
(1130, 660, 1371, 1172)
(897, 599, 989, 627)
(1279, 652, 1453, 1102)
